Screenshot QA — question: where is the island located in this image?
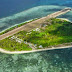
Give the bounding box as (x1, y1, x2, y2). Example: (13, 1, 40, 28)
(0, 8, 72, 54)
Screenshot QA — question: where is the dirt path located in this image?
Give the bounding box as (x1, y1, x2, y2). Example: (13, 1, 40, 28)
(0, 8, 71, 40)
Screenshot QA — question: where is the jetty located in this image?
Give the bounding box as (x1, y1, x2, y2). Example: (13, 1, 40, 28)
(0, 8, 71, 40)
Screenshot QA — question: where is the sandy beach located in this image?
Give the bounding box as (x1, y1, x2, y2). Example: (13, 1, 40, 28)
(0, 8, 71, 54)
(0, 45, 72, 54)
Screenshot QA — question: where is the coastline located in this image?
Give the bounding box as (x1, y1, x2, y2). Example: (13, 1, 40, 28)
(0, 18, 72, 54)
(0, 18, 38, 35)
(0, 8, 72, 54)
(0, 7, 71, 36)
(0, 45, 72, 54)
(0, 17, 70, 35)
(0, 19, 32, 33)
(57, 18, 70, 22)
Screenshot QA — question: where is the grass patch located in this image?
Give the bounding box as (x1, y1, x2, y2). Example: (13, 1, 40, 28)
(0, 35, 32, 51)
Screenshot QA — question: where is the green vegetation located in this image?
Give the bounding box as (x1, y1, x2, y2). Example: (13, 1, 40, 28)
(0, 37, 32, 51)
(0, 18, 72, 51)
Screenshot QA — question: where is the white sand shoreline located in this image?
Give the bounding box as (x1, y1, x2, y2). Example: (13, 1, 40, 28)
(57, 18, 69, 21)
(0, 8, 72, 54)
(0, 45, 72, 54)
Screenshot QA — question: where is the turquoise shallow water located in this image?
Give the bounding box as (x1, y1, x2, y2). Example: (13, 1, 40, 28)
(0, 0, 72, 18)
(0, 5, 67, 32)
(0, 48, 72, 72)
(0, 0, 72, 32)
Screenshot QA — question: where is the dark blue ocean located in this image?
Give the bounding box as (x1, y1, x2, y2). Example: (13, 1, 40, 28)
(0, 0, 72, 32)
(0, 0, 72, 72)
(0, 0, 72, 18)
